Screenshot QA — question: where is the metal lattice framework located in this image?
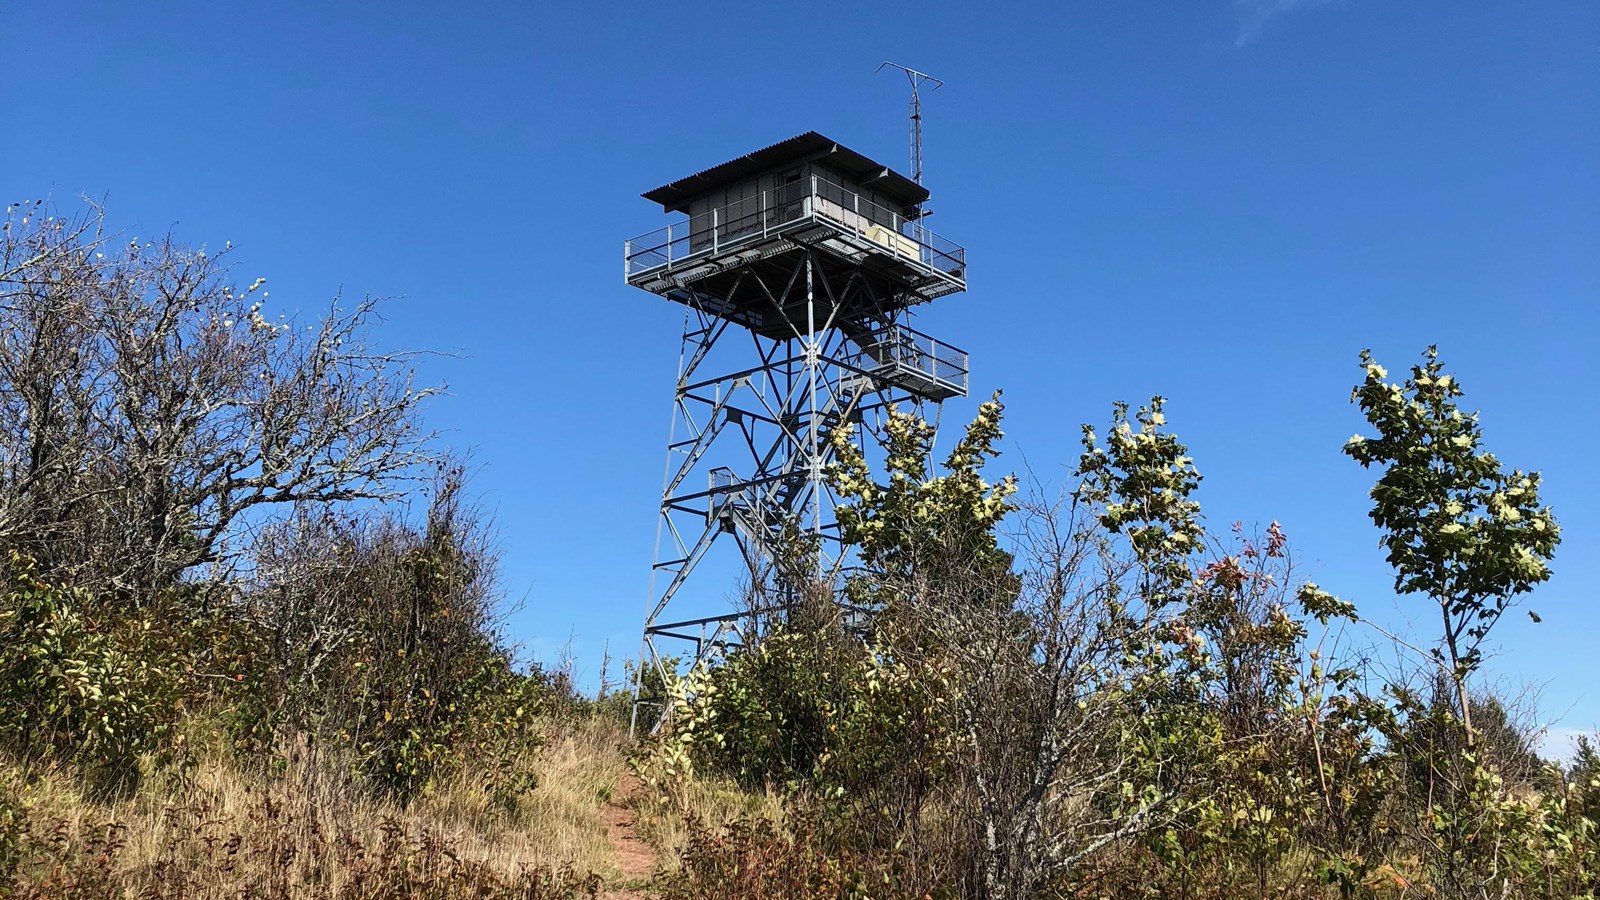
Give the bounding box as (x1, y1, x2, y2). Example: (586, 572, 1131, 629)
(624, 160, 969, 733)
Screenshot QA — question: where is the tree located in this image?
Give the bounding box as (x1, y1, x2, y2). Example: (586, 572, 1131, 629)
(1076, 400, 1325, 897)
(1075, 396, 1204, 617)
(828, 396, 1203, 899)
(1345, 346, 1560, 748)
(242, 463, 546, 800)
(829, 391, 1017, 611)
(0, 200, 436, 594)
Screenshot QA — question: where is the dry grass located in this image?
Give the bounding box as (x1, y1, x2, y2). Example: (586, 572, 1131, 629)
(630, 762, 789, 871)
(505, 716, 634, 877)
(0, 716, 634, 898)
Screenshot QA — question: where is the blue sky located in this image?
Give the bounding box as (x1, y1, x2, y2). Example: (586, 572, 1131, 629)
(4, 1, 1596, 749)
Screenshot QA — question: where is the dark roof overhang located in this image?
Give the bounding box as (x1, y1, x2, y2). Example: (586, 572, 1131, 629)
(642, 131, 930, 213)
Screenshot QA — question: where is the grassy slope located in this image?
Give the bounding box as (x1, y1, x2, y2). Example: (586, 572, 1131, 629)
(1, 717, 635, 898)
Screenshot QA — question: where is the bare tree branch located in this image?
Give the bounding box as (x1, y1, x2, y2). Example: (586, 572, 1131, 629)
(0, 201, 438, 595)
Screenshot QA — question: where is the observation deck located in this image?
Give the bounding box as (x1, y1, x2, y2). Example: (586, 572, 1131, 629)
(843, 324, 968, 401)
(624, 171, 966, 336)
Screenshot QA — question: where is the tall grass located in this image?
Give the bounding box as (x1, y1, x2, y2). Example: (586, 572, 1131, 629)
(0, 717, 631, 898)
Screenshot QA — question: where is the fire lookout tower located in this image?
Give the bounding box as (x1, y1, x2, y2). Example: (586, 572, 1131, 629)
(624, 132, 970, 725)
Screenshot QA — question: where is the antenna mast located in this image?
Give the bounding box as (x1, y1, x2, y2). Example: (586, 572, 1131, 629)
(876, 61, 943, 187)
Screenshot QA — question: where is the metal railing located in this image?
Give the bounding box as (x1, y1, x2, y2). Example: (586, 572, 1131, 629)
(625, 174, 966, 282)
(841, 324, 969, 397)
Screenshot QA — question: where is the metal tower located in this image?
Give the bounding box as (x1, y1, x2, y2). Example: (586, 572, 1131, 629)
(623, 133, 970, 730)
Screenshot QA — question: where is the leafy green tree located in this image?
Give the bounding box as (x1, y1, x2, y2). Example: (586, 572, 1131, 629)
(828, 396, 1217, 897)
(1076, 396, 1204, 616)
(1075, 400, 1375, 898)
(1345, 347, 1560, 748)
(829, 392, 1017, 601)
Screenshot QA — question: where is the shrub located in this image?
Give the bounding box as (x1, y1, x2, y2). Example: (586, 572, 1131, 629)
(239, 467, 546, 801)
(657, 816, 944, 900)
(668, 624, 885, 790)
(0, 553, 179, 790)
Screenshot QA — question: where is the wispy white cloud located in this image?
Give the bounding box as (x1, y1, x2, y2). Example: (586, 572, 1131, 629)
(1537, 727, 1597, 764)
(1234, 0, 1338, 46)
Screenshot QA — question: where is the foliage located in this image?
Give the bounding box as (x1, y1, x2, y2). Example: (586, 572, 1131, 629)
(830, 392, 1018, 614)
(0, 200, 435, 595)
(4, 193, 1591, 900)
(651, 613, 961, 876)
(1572, 735, 1600, 804)
(0, 553, 180, 790)
(0, 202, 549, 817)
(1319, 346, 1580, 899)
(1071, 401, 1388, 898)
(1345, 346, 1560, 746)
(240, 466, 547, 802)
(645, 400, 1023, 895)
(1135, 532, 1377, 897)
(0, 199, 630, 895)
(645, 608, 958, 892)
(657, 815, 943, 900)
(658, 371, 1586, 900)
(656, 620, 921, 796)
(1076, 396, 1205, 612)
(1353, 676, 1597, 897)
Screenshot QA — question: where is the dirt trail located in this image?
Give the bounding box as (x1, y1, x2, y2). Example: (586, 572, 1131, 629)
(598, 772, 657, 900)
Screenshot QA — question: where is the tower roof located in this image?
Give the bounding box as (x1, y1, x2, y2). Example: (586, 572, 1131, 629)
(642, 131, 930, 214)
